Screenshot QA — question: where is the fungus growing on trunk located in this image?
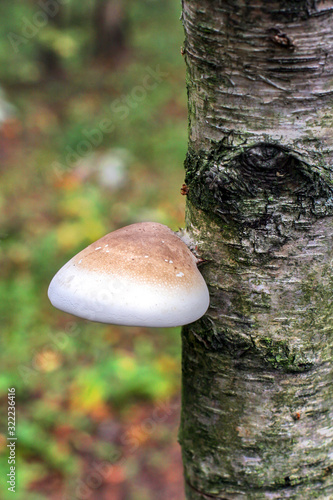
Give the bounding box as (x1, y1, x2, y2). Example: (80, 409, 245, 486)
(48, 222, 209, 327)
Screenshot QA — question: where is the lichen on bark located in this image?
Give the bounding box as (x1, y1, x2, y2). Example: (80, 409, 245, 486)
(180, 1, 333, 498)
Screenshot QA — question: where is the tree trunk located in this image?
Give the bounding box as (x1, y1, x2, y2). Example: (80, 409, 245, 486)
(38, 3, 65, 79)
(180, 1, 333, 498)
(93, 0, 129, 63)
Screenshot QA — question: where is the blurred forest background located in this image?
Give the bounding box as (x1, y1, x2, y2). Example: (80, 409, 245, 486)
(0, 1, 187, 498)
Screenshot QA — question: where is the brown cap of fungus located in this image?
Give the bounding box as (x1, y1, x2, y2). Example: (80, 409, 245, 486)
(48, 222, 209, 327)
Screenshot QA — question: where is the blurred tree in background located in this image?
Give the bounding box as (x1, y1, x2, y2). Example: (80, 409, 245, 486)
(0, 1, 187, 498)
(94, 0, 129, 63)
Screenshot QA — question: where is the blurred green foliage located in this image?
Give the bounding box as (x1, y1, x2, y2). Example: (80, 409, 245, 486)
(0, 0, 187, 498)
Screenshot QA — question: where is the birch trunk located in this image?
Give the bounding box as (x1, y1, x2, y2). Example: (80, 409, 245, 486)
(180, 1, 333, 498)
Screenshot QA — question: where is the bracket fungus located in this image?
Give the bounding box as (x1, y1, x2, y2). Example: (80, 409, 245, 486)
(48, 222, 209, 327)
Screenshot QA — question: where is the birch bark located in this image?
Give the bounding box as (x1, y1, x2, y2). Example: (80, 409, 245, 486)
(180, 1, 333, 498)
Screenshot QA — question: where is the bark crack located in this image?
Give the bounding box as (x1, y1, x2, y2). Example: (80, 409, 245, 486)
(185, 479, 229, 499)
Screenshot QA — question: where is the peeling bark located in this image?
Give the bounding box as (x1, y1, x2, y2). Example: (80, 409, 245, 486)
(180, 1, 333, 498)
